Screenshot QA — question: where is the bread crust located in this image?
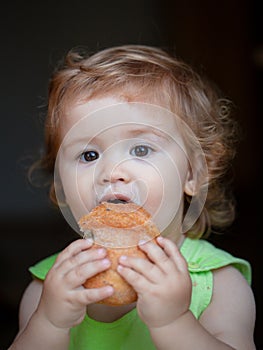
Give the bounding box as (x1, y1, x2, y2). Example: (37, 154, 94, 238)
(78, 202, 160, 305)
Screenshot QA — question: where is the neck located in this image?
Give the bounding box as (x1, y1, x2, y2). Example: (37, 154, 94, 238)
(87, 302, 136, 323)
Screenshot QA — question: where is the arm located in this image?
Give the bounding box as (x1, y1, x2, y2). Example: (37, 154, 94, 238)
(8, 239, 114, 350)
(118, 237, 256, 350)
(9, 280, 70, 350)
(199, 265, 256, 349)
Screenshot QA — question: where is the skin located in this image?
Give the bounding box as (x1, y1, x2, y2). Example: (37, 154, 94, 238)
(8, 97, 256, 350)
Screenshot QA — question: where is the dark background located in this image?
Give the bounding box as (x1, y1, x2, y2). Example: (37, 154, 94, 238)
(1, 0, 262, 348)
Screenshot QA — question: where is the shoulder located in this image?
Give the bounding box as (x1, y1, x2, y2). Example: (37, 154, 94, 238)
(17, 252, 60, 334)
(200, 265, 256, 349)
(211, 265, 255, 317)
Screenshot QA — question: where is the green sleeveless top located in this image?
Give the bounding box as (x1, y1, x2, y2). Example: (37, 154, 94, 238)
(29, 238, 251, 350)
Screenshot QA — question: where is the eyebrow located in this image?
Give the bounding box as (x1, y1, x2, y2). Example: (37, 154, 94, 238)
(125, 126, 170, 140)
(63, 125, 170, 149)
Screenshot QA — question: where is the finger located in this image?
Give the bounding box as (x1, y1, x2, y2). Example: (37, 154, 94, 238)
(54, 239, 94, 267)
(157, 236, 188, 272)
(76, 285, 114, 305)
(55, 246, 108, 276)
(118, 255, 161, 283)
(64, 258, 111, 288)
(138, 240, 175, 274)
(117, 264, 150, 293)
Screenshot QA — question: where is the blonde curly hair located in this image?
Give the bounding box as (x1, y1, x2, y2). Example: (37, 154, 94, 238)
(36, 45, 239, 238)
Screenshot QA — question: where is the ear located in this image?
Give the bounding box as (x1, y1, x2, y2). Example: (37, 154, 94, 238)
(184, 170, 197, 196)
(184, 149, 208, 197)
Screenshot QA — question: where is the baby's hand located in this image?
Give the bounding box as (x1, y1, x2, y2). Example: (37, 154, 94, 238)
(117, 236, 192, 328)
(36, 239, 113, 330)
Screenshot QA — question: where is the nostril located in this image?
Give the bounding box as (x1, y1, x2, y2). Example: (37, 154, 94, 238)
(101, 164, 129, 184)
(103, 177, 125, 183)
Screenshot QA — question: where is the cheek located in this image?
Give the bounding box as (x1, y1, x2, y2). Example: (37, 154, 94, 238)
(149, 176, 184, 232)
(141, 158, 187, 232)
(58, 165, 95, 220)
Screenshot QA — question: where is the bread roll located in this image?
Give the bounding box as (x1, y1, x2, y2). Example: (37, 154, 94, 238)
(78, 201, 160, 305)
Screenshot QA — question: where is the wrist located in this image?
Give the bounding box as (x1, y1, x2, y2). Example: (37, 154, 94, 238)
(33, 308, 71, 335)
(148, 311, 196, 350)
(149, 309, 192, 333)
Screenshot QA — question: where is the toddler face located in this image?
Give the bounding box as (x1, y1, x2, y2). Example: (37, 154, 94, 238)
(55, 97, 197, 239)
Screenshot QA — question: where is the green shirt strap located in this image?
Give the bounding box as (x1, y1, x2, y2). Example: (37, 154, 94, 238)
(181, 238, 251, 284)
(29, 253, 58, 280)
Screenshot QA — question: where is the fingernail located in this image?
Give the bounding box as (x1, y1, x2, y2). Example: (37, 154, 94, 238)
(138, 239, 147, 246)
(97, 248, 106, 256)
(119, 255, 127, 262)
(117, 265, 123, 272)
(102, 259, 110, 266)
(106, 286, 114, 294)
(85, 238, 94, 245)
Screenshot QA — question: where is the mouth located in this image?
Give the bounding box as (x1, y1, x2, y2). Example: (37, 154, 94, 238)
(107, 198, 129, 204)
(99, 193, 132, 205)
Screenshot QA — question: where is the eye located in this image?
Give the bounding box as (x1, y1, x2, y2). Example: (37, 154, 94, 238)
(130, 145, 153, 157)
(80, 150, 99, 162)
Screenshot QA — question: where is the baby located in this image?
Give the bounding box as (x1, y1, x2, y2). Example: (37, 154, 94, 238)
(9, 45, 256, 350)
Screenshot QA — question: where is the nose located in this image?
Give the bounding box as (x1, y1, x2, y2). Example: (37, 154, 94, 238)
(103, 167, 127, 184)
(96, 155, 131, 184)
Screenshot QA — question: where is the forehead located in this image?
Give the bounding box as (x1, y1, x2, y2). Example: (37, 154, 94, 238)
(60, 97, 182, 142)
